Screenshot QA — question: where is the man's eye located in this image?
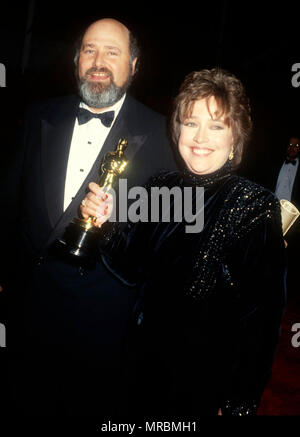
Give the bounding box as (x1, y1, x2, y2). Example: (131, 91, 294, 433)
(84, 49, 94, 54)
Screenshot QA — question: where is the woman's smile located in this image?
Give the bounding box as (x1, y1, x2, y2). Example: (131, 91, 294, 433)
(191, 147, 214, 156)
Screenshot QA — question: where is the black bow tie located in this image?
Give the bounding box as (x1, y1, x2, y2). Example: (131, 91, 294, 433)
(285, 158, 297, 165)
(77, 108, 115, 127)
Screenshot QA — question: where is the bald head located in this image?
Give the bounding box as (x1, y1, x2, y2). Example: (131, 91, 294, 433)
(75, 18, 139, 66)
(82, 19, 131, 58)
(85, 19, 130, 46)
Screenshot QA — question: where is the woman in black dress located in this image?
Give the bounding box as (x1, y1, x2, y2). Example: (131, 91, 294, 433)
(81, 68, 286, 417)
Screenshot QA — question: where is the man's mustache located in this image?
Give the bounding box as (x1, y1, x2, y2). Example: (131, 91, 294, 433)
(83, 67, 113, 80)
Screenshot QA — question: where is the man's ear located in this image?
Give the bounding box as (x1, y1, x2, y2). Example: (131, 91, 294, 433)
(131, 57, 138, 76)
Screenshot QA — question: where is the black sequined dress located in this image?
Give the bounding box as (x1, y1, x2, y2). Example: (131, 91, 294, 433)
(101, 161, 287, 417)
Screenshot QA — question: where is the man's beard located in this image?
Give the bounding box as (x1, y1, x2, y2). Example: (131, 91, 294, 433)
(77, 67, 133, 109)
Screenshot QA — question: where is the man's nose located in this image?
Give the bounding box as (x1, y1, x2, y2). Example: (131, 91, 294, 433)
(93, 51, 105, 68)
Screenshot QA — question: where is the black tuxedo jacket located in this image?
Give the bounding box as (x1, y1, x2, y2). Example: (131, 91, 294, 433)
(268, 159, 300, 207)
(290, 163, 300, 209)
(281, 160, 300, 246)
(262, 157, 300, 245)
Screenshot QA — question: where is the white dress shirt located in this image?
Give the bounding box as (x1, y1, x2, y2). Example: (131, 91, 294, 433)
(63, 94, 126, 211)
(275, 157, 299, 202)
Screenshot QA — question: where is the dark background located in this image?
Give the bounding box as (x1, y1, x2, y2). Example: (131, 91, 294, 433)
(0, 0, 299, 181)
(0, 1, 299, 423)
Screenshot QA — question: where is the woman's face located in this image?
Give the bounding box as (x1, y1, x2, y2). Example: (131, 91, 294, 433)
(178, 97, 234, 175)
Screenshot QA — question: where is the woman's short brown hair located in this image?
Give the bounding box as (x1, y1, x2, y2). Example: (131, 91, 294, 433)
(170, 68, 252, 167)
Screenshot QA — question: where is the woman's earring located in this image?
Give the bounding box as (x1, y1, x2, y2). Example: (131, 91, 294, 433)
(228, 148, 234, 161)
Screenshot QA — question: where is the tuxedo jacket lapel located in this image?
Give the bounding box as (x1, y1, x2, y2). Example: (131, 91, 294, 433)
(99, 94, 148, 162)
(41, 118, 74, 228)
(292, 166, 300, 208)
(43, 96, 148, 248)
(41, 96, 79, 229)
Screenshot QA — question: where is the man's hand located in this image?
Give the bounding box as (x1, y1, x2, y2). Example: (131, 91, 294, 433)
(80, 182, 114, 227)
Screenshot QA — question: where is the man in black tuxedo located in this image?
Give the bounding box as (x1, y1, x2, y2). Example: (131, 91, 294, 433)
(274, 136, 300, 296)
(274, 137, 300, 207)
(3, 18, 176, 417)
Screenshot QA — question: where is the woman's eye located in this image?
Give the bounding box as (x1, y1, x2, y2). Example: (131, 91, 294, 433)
(184, 121, 197, 127)
(211, 125, 224, 130)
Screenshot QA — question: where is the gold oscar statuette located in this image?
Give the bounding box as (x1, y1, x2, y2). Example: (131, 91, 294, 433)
(54, 138, 129, 267)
